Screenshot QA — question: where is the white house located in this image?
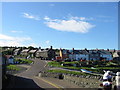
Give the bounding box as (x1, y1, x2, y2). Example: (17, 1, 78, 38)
(69, 54, 76, 60)
(68, 50, 89, 60)
(99, 50, 113, 60)
(75, 54, 89, 60)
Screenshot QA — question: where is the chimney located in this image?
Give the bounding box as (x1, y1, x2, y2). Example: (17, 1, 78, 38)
(84, 48, 87, 51)
(39, 47, 41, 50)
(60, 48, 62, 50)
(72, 48, 74, 51)
(50, 46, 53, 49)
(72, 48, 74, 54)
(114, 49, 116, 52)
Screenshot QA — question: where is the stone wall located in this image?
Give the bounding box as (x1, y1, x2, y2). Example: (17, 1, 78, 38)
(63, 74, 102, 88)
(38, 72, 116, 88)
(39, 72, 60, 78)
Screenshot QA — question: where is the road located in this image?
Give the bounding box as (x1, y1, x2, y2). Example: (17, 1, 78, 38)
(7, 59, 62, 89)
(7, 59, 80, 89)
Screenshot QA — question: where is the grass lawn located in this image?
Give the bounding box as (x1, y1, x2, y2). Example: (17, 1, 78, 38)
(14, 58, 33, 64)
(47, 61, 120, 73)
(7, 65, 21, 71)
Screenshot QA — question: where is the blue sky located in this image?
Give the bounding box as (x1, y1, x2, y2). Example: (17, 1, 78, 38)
(1, 2, 118, 49)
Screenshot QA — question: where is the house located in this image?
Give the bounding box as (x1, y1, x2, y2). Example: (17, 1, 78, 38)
(20, 49, 30, 56)
(5, 55, 14, 64)
(75, 50, 89, 61)
(68, 48, 89, 61)
(36, 46, 55, 60)
(113, 50, 120, 60)
(89, 50, 100, 60)
(68, 48, 76, 60)
(59, 48, 69, 60)
(107, 49, 116, 54)
(13, 48, 21, 55)
(99, 50, 113, 60)
(54, 49, 60, 56)
(28, 49, 38, 58)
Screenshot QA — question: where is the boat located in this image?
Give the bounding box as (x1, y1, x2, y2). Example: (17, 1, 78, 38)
(81, 69, 92, 73)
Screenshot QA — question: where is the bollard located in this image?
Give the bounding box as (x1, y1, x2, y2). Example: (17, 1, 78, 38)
(116, 72, 120, 90)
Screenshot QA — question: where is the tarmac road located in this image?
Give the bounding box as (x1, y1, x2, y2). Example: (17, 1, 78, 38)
(7, 59, 62, 89)
(6, 59, 80, 89)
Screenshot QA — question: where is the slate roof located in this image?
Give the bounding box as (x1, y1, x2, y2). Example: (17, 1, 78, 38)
(21, 49, 30, 52)
(14, 48, 21, 52)
(36, 49, 48, 53)
(99, 50, 111, 55)
(29, 50, 37, 53)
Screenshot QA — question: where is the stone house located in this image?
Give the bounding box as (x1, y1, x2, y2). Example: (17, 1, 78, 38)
(13, 48, 22, 55)
(36, 46, 55, 60)
(20, 49, 30, 57)
(28, 49, 38, 58)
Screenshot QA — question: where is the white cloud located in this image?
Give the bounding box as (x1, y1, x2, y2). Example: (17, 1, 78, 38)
(11, 30, 23, 33)
(44, 16, 95, 33)
(45, 40, 50, 44)
(0, 34, 32, 46)
(80, 17, 86, 20)
(0, 34, 14, 40)
(44, 16, 51, 21)
(70, 16, 94, 21)
(23, 13, 40, 20)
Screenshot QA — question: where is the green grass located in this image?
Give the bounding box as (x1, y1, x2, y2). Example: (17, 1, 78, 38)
(7, 65, 21, 71)
(47, 61, 120, 74)
(63, 61, 79, 64)
(96, 67, 120, 69)
(14, 58, 33, 64)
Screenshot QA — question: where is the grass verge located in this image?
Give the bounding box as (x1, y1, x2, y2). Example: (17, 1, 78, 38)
(7, 65, 21, 71)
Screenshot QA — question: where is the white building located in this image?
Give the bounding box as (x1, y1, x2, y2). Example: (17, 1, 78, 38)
(99, 50, 113, 60)
(68, 50, 89, 60)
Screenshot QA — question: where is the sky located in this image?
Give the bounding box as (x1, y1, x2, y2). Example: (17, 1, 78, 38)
(1, 2, 118, 49)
